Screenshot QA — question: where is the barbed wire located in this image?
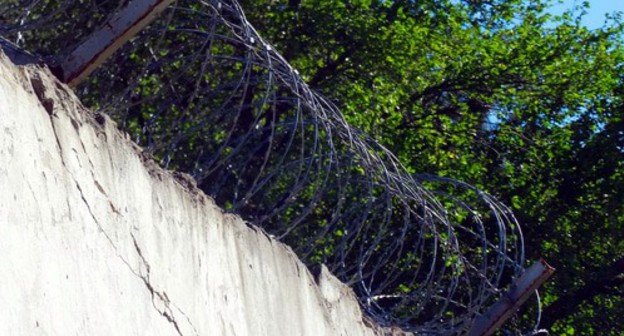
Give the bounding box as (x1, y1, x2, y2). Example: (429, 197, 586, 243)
(1, 0, 538, 333)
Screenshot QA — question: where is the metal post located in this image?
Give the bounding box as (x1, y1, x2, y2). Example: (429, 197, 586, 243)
(59, 0, 176, 87)
(0, 36, 42, 65)
(469, 259, 555, 336)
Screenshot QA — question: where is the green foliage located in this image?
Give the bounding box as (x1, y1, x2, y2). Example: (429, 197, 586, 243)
(238, 0, 624, 332)
(6, 0, 624, 332)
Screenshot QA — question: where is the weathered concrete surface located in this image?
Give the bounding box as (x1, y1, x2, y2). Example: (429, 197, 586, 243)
(0, 49, 387, 335)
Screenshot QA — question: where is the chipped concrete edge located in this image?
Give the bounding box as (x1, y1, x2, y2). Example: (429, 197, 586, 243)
(1, 48, 412, 335)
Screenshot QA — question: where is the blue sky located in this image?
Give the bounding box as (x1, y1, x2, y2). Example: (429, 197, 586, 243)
(547, 0, 624, 29)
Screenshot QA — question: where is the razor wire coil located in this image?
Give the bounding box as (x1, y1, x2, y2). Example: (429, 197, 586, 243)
(1, 0, 538, 333)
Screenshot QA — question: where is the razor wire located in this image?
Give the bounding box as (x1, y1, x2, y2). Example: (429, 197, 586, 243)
(1, 0, 537, 333)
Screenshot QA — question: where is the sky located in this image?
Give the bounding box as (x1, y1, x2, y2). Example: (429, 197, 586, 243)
(547, 0, 624, 29)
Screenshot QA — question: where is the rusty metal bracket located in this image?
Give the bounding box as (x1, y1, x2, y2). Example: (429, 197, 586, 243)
(59, 0, 175, 87)
(469, 259, 555, 336)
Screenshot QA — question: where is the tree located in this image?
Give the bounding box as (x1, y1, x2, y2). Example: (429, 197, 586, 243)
(3, 0, 623, 333)
(237, 0, 624, 333)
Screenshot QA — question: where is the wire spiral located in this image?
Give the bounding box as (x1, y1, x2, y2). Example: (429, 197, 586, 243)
(1, 0, 534, 333)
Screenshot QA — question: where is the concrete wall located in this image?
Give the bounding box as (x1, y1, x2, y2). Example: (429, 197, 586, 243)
(0, 50, 393, 336)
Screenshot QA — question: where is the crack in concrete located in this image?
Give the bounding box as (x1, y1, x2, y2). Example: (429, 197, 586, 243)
(132, 234, 191, 336)
(32, 73, 126, 259)
(32, 73, 198, 336)
(30, 75, 55, 116)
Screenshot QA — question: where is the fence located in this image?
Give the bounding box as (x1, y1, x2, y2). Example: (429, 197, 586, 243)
(1, 1, 546, 333)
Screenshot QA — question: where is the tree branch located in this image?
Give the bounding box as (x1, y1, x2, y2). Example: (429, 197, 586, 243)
(541, 256, 624, 329)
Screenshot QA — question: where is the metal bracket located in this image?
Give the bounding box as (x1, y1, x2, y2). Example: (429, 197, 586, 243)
(58, 0, 176, 87)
